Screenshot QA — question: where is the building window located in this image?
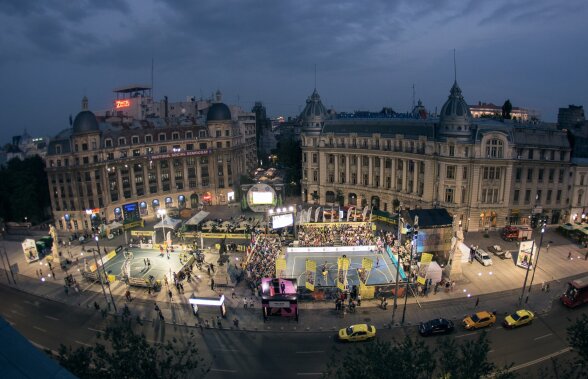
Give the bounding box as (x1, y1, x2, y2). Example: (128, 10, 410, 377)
(199, 130, 207, 138)
(548, 168, 555, 183)
(132, 136, 139, 144)
(172, 132, 180, 140)
(513, 189, 520, 203)
(538, 169, 544, 182)
(449, 145, 455, 157)
(312, 154, 318, 164)
(486, 139, 503, 158)
(159, 146, 167, 153)
(55, 145, 62, 154)
(313, 171, 318, 182)
(578, 190, 584, 206)
(463, 167, 468, 180)
(199, 143, 207, 150)
(559, 169, 564, 183)
(524, 190, 531, 204)
(145, 135, 153, 143)
(329, 155, 334, 164)
(118, 137, 126, 146)
(528, 149, 534, 159)
(556, 190, 562, 202)
(186, 131, 193, 139)
(446, 165, 456, 179)
(340, 172, 346, 183)
(215, 130, 222, 138)
(158, 133, 166, 142)
(105, 139, 113, 148)
(351, 173, 357, 185)
(515, 167, 522, 182)
(133, 149, 140, 157)
(445, 188, 454, 203)
(303, 153, 307, 163)
(527, 168, 533, 182)
(546, 189, 552, 203)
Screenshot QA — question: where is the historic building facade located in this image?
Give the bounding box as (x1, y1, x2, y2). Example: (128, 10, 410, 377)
(300, 83, 587, 232)
(45, 93, 257, 232)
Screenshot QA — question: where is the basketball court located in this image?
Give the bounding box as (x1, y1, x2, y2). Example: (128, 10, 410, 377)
(284, 245, 405, 287)
(101, 248, 188, 281)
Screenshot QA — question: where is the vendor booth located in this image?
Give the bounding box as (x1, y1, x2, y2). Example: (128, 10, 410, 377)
(261, 278, 299, 321)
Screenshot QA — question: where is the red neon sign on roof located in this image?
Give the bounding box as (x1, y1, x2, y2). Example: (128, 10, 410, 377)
(115, 100, 131, 108)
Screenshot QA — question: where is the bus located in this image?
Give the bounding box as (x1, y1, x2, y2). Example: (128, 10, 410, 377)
(561, 275, 588, 308)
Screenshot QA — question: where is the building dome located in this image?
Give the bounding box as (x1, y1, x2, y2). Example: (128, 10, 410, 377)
(206, 103, 232, 122)
(300, 89, 327, 135)
(72, 110, 99, 135)
(438, 81, 472, 139)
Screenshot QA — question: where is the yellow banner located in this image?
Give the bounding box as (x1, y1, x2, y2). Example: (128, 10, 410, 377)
(417, 253, 433, 285)
(123, 219, 144, 230)
(305, 259, 316, 291)
(336, 257, 350, 290)
(130, 230, 155, 237)
(359, 283, 376, 299)
(361, 257, 373, 271)
(275, 257, 287, 278)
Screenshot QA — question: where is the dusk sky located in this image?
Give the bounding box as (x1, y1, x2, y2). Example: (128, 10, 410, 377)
(1, 0, 587, 144)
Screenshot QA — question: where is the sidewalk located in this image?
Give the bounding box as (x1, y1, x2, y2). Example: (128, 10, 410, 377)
(1, 227, 587, 333)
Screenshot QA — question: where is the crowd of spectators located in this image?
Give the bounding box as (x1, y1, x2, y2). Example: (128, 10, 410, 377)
(244, 232, 283, 288)
(297, 224, 378, 247)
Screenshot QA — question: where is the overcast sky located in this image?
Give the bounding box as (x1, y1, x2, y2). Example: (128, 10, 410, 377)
(1, 0, 587, 143)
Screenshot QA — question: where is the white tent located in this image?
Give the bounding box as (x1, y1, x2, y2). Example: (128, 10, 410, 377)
(153, 217, 182, 230)
(109, 221, 124, 229)
(184, 211, 210, 226)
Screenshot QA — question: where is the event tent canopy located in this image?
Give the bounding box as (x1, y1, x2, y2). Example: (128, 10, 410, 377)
(109, 221, 124, 229)
(153, 217, 182, 230)
(184, 211, 210, 226)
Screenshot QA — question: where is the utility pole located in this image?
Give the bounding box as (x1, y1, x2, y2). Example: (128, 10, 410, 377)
(402, 216, 418, 324)
(94, 236, 117, 313)
(519, 238, 536, 306)
(526, 220, 546, 303)
(392, 207, 402, 321)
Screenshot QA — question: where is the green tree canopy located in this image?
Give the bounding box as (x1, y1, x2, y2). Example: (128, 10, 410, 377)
(502, 99, 513, 119)
(58, 322, 208, 379)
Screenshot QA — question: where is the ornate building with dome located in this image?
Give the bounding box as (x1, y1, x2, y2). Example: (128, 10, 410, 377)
(300, 82, 588, 231)
(45, 91, 257, 232)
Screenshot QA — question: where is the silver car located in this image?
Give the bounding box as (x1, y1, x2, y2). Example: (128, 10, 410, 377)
(475, 249, 493, 266)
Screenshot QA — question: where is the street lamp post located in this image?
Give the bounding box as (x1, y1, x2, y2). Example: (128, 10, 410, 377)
(94, 235, 117, 313)
(519, 238, 536, 306)
(526, 221, 546, 303)
(392, 208, 402, 320)
(401, 216, 418, 324)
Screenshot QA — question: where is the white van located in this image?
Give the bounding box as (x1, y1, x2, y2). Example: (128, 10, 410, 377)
(475, 249, 493, 266)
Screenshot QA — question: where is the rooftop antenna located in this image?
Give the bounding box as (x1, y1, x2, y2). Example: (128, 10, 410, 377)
(412, 83, 416, 110)
(314, 64, 317, 89)
(453, 49, 457, 83)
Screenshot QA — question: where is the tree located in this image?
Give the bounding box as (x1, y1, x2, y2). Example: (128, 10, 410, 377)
(324, 337, 435, 379)
(58, 322, 208, 378)
(502, 99, 513, 120)
(437, 332, 516, 379)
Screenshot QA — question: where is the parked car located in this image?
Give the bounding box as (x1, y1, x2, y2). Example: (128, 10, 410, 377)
(462, 311, 496, 330)
(337, 324, 376, 342)
(419, 318, 454, 336)
(487, 245, 512, 260)
(503, 309, 535, 328)
(474, 249, 493, 266)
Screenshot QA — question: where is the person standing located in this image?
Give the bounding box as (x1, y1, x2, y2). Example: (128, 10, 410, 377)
(568, 251, 572, 260)
(357, 294, 362, 306)
(243, 297, 248, 309)
(168, 289, 173, 301)
(210, 278, 215, 290)
(475, 297, 480, 307)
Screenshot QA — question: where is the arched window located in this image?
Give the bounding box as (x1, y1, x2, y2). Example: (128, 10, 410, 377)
(486, 139, 503, 158)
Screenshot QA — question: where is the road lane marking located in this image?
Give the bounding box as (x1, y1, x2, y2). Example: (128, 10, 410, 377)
(11, 310, 25, 317)
(75, 340, 92, 347)
(489, 349, 494, 353)
(33, 326, 47, 333)
(210, 368, 237, 373)
(509, 348, 572, 372)
(296, 351, 325, 354)
(44, 316, 59, 321)
(534, 333, 553, 341)
(88, 327, 105, 333)
(455, 332, 477, 338)
(29, 340, 59, 356)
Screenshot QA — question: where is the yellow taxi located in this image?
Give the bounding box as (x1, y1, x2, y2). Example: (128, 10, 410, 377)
(462, 311, 497, 330)
(337, 324, 376, 342)
(503, 309, 535, 329)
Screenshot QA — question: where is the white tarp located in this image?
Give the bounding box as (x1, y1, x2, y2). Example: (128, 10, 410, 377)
(153, 217, 182, 230)
(184, 211, 210, 226)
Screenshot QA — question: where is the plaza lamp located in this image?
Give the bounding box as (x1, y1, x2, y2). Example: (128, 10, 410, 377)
(94, 235, 117, 313)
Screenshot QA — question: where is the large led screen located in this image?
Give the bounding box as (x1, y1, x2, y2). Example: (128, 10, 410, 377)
(272, 213, 293, 229)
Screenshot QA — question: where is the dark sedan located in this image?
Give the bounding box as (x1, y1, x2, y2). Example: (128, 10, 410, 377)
(419, 318, 455, 336)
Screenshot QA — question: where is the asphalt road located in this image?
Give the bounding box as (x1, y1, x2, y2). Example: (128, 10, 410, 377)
(0, 284, 584, 379)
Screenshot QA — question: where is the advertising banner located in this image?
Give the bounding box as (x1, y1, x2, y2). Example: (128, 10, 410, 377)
(275, 257, 287, 278)
(359, 282, 375, 299)
(517, 240, 535, 269)
(336, 256, 350, 290)
(305, 259, 316, 291)
(359, 257, 373, 284)
(417, 253, 433, 285)
(314, 207, 322, 223)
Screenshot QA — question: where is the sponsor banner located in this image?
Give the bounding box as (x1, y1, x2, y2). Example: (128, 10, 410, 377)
(417, 253, 433, 285)
(130, 230, 155, 237)
(359, 257, 373, 284)
(275, 257, 287, 278)
(359, 283, 376, 299)
(269, 301, 290, 308)
(123, 219, 144, 230)
(336, 256, 350, 290)
(314, 207, 322, 223)
(305, 259, 316, 291)
(517, 240, 535, 269)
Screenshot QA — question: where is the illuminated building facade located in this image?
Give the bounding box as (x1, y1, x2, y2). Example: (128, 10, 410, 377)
(300, 83, 588, 231)
(46, 92, 257, 232)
